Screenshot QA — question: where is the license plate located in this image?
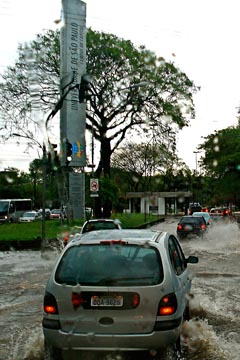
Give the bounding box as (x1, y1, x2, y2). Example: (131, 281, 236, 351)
(183, 225, 193, 231)
(91, 295, 123, 307)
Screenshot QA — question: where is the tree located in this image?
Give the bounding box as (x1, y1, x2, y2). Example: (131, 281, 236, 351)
(28, 155, 63, 209)
(0, 168, 33, 199)
(111, 140, 176, 192)
(198, 125, 240, 206)
(0, 30, 60, 144)
(0, 28, 198, 216)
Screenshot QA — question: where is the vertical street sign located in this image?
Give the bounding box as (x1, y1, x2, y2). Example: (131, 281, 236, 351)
(60, 0, 86, 219)
(90, 178, 99, 197)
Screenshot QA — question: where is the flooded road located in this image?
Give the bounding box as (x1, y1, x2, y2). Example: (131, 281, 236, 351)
(0, 218, 240, 359)
(152, 218, 240, 360)
(0, 250, 57, 360)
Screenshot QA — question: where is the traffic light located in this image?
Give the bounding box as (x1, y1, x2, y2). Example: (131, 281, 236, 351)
(78, 74, 92, 103)
(51, 144, 60, 171)
(66, 140, 72, 166)
(51, 143, 58, 158)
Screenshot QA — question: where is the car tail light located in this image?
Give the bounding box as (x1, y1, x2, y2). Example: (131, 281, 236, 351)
(177, 224, 183, 230)
(72, 292, 85, 309)
(132, 293, 140, 308)
(201, 224, 206, 230)
(43, 292, 58, 314)
(158, 293, 177, 316)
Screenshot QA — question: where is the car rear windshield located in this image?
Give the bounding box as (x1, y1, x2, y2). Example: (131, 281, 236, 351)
(55, 244, 164, 286)
(181, 217, 204, 224)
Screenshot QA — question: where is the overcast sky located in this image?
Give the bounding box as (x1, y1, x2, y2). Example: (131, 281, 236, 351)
(0, 0, 240, 171)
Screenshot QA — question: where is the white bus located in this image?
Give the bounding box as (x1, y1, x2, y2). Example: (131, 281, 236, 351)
(0, 199, 32, 223)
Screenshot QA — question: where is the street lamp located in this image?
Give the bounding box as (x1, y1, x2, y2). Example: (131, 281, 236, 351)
(193, 150, 201, 173)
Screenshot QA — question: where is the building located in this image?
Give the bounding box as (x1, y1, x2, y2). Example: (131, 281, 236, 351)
(125, 191, 192, 215)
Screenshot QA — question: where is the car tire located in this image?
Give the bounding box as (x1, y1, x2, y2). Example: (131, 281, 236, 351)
(174, 336, 182, 360)
(183, 302, 190, 322)
(155, 341, 182, 360)
(43, 341, 63, 360)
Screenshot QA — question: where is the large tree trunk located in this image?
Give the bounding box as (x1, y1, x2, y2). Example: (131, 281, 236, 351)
(95, 137, 112, 218)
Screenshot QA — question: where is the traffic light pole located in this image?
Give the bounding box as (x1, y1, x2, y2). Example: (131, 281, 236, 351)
(41, 144, 47, 251)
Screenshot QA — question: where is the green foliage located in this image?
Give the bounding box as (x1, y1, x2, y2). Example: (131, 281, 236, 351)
(0, 27, 198, 215)
(199, 125, 240, 205)
(0, 28, 197, 169)
(99, 176, 120, 206)
(0, 168, 34, 199)
(199, 126, 240, 176)
(86, 28, 197, 174)
(111, 212, 161, 228)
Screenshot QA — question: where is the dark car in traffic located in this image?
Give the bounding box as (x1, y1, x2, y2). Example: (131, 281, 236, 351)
(177, 215, 207, 239)
(230, 211, 240, 227)
(188, 202, 202, 215)
(210, 207, 231, 216)
(210, 207, 232, 222)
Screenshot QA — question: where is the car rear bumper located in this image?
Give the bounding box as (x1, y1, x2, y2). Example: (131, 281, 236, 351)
(177, 230, 205, 238)
(43, 320, 181, 351)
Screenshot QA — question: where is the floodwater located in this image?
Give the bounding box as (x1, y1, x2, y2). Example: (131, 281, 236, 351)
(0, 218, 240, 360)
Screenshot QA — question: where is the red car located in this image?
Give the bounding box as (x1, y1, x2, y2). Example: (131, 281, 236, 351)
(49, 209, 64, 220)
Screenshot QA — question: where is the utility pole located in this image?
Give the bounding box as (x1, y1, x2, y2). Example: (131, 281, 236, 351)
(41, 144, 47, 250)
(60, 0, 87, 220)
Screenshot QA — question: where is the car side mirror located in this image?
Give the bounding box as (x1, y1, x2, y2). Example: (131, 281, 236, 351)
(186, 255, 199, 264)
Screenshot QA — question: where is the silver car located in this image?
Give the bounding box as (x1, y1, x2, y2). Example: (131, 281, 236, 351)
(80, 218, 122, 233)
(42, 229, 198, 359)
(19, 211, 41, 222)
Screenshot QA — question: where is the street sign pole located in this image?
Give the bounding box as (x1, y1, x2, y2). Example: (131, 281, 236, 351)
(90, 178, 99, 197)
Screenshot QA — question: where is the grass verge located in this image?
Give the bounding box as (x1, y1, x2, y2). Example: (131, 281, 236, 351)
(0, 213, 162, 242)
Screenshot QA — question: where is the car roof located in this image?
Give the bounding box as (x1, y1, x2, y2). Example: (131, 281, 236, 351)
(69, 229, 168, 246)
(180, 215, 205, 221)
(193, 212, 209, 216)
(84, 219, 121, 223)
(181, 215, 202, 218)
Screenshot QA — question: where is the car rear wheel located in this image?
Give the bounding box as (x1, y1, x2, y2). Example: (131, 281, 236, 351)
(174, 336, 182, 359)
(184, 302, 190, 321)
(43, 341, 63, 360)
(153, 342, 182, 360)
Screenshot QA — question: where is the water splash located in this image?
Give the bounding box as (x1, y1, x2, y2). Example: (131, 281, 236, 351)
(182, 319, 230, 360)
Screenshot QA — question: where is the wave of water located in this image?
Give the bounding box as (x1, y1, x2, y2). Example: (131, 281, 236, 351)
(1, 222, 240, 360)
